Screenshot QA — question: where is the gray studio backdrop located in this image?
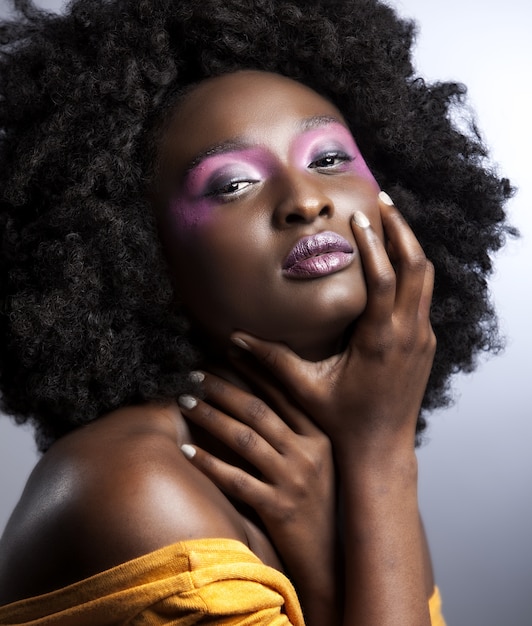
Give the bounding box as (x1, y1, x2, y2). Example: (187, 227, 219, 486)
(1, 0, 531, 624)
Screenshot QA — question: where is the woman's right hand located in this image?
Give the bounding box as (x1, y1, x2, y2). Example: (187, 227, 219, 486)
(229, 192, 436, 456)
(177, 371, 340, 626)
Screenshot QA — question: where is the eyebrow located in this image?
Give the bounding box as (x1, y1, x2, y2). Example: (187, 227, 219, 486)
(185, 139, 250, 174)
(184, 115, 346, 174)
(298, 114, 344, 131)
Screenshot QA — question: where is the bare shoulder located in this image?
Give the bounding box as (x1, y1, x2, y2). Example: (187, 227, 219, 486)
(0, 403, 247, 604)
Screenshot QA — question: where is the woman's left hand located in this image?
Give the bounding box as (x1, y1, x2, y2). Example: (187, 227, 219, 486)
(177, 372, 339, 626)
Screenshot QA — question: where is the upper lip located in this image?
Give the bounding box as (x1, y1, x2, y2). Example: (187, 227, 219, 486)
(282, 231, 354, 270)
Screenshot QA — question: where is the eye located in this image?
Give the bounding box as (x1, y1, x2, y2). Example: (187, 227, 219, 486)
(205, 178, 258, 200)
(309, 151, 353, 171)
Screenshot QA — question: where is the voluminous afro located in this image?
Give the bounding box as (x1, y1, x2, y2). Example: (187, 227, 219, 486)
(0, 0, 514, 452)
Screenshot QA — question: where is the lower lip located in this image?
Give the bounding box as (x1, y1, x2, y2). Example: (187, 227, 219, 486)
(283, 252, 354, 279)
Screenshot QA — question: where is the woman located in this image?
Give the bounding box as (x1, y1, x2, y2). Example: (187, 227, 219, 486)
(0, 0, 513, 624)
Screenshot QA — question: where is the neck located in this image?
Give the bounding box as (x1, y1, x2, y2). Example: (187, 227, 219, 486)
(197, 330, 349, 400)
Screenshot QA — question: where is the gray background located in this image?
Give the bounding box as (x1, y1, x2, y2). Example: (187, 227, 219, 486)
(0, 0, 531, 624)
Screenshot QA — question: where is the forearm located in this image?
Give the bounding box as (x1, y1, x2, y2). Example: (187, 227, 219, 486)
(336, 446, 431, 626)
(284, 530, 341, 626)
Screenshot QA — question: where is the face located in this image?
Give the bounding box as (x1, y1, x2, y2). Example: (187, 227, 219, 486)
(155, 71, 382, 360)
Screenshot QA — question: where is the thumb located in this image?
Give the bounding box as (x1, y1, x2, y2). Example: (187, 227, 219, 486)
(230, 332, 317, 404)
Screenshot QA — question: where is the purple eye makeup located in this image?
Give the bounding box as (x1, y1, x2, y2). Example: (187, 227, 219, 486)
(169, 148, 274, 231)
(168, 120, 378, 234)
(184, 148, 274, 200)
(290, 122, 376, 182)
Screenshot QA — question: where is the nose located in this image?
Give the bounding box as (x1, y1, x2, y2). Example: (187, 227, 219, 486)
(272, 167, 334, 228)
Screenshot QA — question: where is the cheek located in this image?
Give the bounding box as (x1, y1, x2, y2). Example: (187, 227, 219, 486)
(350, 158, 380, 190)
(159, 196, 260, 292)
(167, 196, 215, 234)
(156, 197, 219, 301)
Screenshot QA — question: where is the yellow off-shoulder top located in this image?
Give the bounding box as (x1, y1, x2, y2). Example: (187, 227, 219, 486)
(0, 537, 445, 625)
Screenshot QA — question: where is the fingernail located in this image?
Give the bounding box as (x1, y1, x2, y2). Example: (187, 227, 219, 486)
(178, 394, 197, 410)
(378, 191, 394, 206)
(189, 371, 205, 384)
(352, 210, 370, 229)
(231, 336, 250, 350)
(181, 444, 196, 459)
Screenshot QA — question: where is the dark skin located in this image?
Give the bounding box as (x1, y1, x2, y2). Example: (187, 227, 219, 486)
(0, 71, 436, 625)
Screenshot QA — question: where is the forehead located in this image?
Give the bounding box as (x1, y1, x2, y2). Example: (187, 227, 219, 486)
(161, 70, 346, 166)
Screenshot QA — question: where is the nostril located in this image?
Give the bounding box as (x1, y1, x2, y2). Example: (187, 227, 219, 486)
(284, 205, 330, 224)
(285, 213, 305, 224)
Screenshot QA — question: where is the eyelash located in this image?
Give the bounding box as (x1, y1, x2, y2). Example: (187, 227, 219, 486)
(309, 151, 353, 170)
(206, 178, 258, 199)
(204, 150, 354, 199)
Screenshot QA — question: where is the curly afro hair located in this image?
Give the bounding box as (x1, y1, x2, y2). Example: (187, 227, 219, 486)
(0, 0, 514, 452)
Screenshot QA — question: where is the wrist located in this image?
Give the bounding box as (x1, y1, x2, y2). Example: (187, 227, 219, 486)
(332, 434, 418, 472)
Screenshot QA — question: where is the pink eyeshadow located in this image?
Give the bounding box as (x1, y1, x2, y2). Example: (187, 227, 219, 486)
(184, 148, 273, 197)
(167, 123, 378, 236)
(291, 122, 377, 185)
(169, 148, 274, 233)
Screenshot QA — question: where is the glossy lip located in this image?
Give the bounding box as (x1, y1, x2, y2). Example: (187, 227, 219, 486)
(282, 231, 354, 278)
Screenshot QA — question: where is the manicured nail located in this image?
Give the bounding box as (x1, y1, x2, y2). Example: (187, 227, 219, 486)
(352, 210, 370, 229)
(231, 336, 250, 350)
(378, 191, 394, 206)
(178, 394, 197, 410)
(189, 371, 205, 384)
(181, 444, 196, 459)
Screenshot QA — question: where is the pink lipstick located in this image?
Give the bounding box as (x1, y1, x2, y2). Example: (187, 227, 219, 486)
(282, 231, 354, 278)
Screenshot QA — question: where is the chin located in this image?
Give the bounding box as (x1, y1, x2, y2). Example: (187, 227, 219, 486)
(276, 310, 358, 361)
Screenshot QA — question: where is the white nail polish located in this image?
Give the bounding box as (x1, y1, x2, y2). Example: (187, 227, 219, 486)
(181, 444, 196, 459)
(352, 210, 370, 229)
(189, 371, 205, 383)
(231, 336, 250, 350)
(378, 191, 394, 206)
(178, 394, 197, 410)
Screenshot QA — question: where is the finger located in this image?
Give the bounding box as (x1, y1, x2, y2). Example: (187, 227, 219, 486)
(379, 195, 430, 318)
(351, 199, 396, 325)
(193, 371, 294, 449)
(180, 443, 272, 510)
(229, 333, 325, 407)
(178, 394, 282, 476)
(418, 259, 435, 323)
(227, 351, 323, 437)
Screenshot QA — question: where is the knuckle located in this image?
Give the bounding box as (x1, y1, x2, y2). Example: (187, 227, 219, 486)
(399, 331, 417, 352)
(373, 269, 396, 296)
(229, 471, 250, 496)
(297, 447, 329, 483)
(268, 494, 297, 525)
(291, 477, 308, 501)
(367, 326, 394, 354)
(260, 346, 278, 368)
(404, 251, 427, 274)
(303, 459, 322, 483)
(314, 431, 332, 455)
(245, 397, 269, 424)
(235, 428, 258, 452)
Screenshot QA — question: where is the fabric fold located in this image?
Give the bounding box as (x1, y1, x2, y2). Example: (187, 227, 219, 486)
(0, 537, 445, 625)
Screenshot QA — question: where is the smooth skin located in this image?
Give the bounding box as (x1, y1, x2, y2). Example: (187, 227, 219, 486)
(0, 71, 436, 626)
(178, 197, 436, 626)
(155, 71, 383, 361)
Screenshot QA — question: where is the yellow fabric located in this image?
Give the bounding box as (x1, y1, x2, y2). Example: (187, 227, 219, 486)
(0, 537, 445, 625)
(428, 586, 446, 626)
